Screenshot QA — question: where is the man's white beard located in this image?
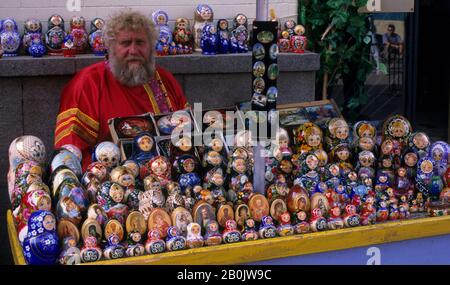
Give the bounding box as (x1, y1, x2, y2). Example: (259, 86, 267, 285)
(109, 54, 155, 87)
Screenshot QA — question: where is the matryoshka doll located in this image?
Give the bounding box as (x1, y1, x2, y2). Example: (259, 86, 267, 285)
(356, 150, 376, 180)
(0, 18, 20, 56)
(294, 122, 323, 155)
(145, 229, 166, 254)
(200, 23, 218, 55)
(174, 154, 201, 195)
(103, 233, 125, 260)
(80, 236, 102, 263)
(193, 4, 214, 51)
(110, 166, 136, 202)
(131, 132, 157, 165)
(382, 114, 412, 148)
(22, 211, 59, 265)
(415, 156, 435, 200)
(429, 141, 449, 176)
(45, 14, 66, 55)
(186, 222, 204, 248)
(203, 167, 227, 206)
(388, 203, 399, 221)
(324, 163, 342, 190)
(173, 17, 193, 52)
(92, 141, 121, 171)
(217, 19, 230, 54)
(228, 156, 252, 200)
(23, 19, 46, 57)
(408, 132, 430, 159)
(140, 175, 166, 216)
(276, 212, 295, 236)
(403, 150, 419, 181)
(394, 167, 412, 198)
(309, 208, 328, 232)
(376, 200, 389, 222)
(360, 198, 376, 225)
(97, 181, 129, 224)
(68, 16, 88, 54)
(164, 182, 186, 213)
(324, 118, 351, 152)
(258, 216, 277, 239)
(314, 149, 329, 179)
(204, 220, 222, 246)
(145, 156, 171, 187)
(297, 153, 320, 193)
(327, 205, 344, 230)
(202, 137, 227, 171)
(59, 236, 81, 265)
(343, 204, 360, 227)
(283, 19, 297, 37)
(12, 161, 44, 212)
(292, 210, 311, 234)
(290, 25, 307, 54)
(241, 218, 259, 241)
(165, 226, 187, 251)
(330, 143, 354, 175)
(86, 161, 109, 183)
(125, 230, 145, 257)
(50, 148, 83, 178)
(278, 30, 291, 53)
(89, 17, 106, 56)
(231, 13, 249, 46)
(156, 26, 172, 56)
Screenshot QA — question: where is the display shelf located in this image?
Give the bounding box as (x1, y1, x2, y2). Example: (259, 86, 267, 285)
(7, 209, 450, 265)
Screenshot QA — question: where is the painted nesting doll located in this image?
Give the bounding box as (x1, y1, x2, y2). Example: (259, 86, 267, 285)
(23, 19, 46, 57)
(293, 122, 323, 155)
(80, 236, 102, 263)
(290, 25, 308, 54)
(45, 14, 66, 55)
(59, 236, 81, 265)
(278, 30, 291, 53)
(92, 141, 121, 171)
(97, 181, 129, 225)
(173, 17, 193, 52)
(382, 114, 412, 148)
(429, 141, 449, 177)
(231, 13, 249, 48)
(131, 132, 157, 165)
(0, 18, 20, 56)
(217, 19, 230, 54)
(193, 4, 214, 51)
(174, 154, 201, 195)
(324, 118, 351, 152)
(89, 17, 106, 56)
(258, 216, 277, 239)
(200, 23, 218, 55)
(165, 226, 187, 251)
(22, 211, 59, 265)
(203, 220, 222, 246)
(68, 16, 88, 54)
(103, 233, 125, 260)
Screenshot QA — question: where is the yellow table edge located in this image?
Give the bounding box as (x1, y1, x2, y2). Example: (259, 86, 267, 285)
(7, 209, 450, 265)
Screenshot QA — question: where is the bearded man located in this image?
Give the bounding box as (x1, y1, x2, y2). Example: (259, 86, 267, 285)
(54, 9, 187, 169)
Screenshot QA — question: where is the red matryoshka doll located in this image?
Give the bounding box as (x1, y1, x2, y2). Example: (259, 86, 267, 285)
(327, 205, 344, 230)
(290, 25, 307, 54)
(278, 30, 291, 52)
(68, 16, 88, 54)
(276, 212, 295, 236)
(309, 208, 327, 232)
(343, 204, 360, 227)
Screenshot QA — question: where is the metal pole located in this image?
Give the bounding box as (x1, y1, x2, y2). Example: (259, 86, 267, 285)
(404, 1, 419, 125)
(256, 0, 269, 21)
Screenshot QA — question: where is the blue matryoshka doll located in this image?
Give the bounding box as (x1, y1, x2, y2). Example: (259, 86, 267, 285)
(22, 210, 59, 265)
(175, 154, 201, 195)
(165, 226, 186, 251)
(217, 19, 230, 54)
(131, 132, 157, 165)
(258, 216, 276, 239)
(429, 141, 449, 176)
(200, 23, 218, 55)
(0, 18, 21, 56)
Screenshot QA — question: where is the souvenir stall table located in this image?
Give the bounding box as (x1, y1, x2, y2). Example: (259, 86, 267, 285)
(4, 3, 450, 266)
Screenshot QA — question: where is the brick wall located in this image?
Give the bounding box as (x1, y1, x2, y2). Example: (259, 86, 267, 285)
(0, 0, 298, 32)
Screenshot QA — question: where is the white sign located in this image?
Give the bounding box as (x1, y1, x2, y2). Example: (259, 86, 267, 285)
(66, 0, 81, 12)
(360, 0, 415, 13)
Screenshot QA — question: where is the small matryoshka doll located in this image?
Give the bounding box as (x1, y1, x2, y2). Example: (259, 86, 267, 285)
(97, 181, 129, 224)
(325, 118, 350, 151)
(155, 26, 171, 56)
(145, 229, 166, 254)
(330, 143, 354, 175)
(173, 17, 193, 51)
(403, 150, 419, 180)
(276, 128, 293, 158)
(283, 19, 297, 37)
(110, 166, 136, 193)
(22, 211, 59, 265)
(202, 137, 227, 171)
(92, 141, 121, 171)
(408, 132, 430, 159)
(68, 16, 88, 54)
(258, 216, 277, 239)
(80, 236, 102, 263)
(290, 25, 307, 54)
(125, 230, 145, 257)
(146, 156, 171, 186)
(203, 167, 227, 206)
(217, 19, 230, 54)
(0, 18, 20, 56)
(193, 4, 214, 51)
(186, 222, 204, 248)
(360, 199, 376, 226)
(15, 184, 52, 229)
(388, 202, 399, 221)
(293, 210, 311, 234)
(445, 167, 450, 188)
(376, 200, 389, 222)
(170, 135, 196, 164)
(89, 17, 106, 56)
(294, 122, 323, 155)
(356, 150, 376, 180)
(309, 208, 328, 232)
(228, 156, 251, 193)
(298, 153, 320, 193)
(327, 205, 344, 230)
(103, 233, 125, 260)
(276, 212, 295, 236)
(232, 13, 249, 42)
(278, 30, 291, 53)
(204, 220, 222, 246)
(23, 19, 46, 57)
(233, 25, 249, 53)
(382, 114, 412, 148)
(59, 236, 81, 265)
(174, 154, 201, 195)
(429, 141, 449, 176)
(45, 14, 66, 55)
(241, 218, 259, 241)
(343, 204, 360, 227)
(415, 157, 435, 200)
(324, 163, 342, 190)
(131, 132, 157, 165)
(374, 172, 391, 194)
(165, 182, 186, 213)
(394, 167, 412, 198)
(222, 219, 241, 244)
(314, 148, 329, 178)
(86, 161, 109, 183)
(200, 23, 218, 55)
(165, 226, 187, 251)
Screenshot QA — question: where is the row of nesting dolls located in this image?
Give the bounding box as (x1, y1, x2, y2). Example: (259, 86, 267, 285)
(153, 7, 250, 56)
(265, 115, 449, 203)
(0, 16, 106, 58)
(278, 19, 308, 53)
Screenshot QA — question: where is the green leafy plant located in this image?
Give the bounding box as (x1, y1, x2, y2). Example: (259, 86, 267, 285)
(299, 0, 387, 121)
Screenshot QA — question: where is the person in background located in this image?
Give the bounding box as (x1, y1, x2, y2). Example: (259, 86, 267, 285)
(383, 24, 404, 58)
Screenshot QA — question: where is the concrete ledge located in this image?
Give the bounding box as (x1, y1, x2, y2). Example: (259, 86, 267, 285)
(0, 52, 320, 77)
